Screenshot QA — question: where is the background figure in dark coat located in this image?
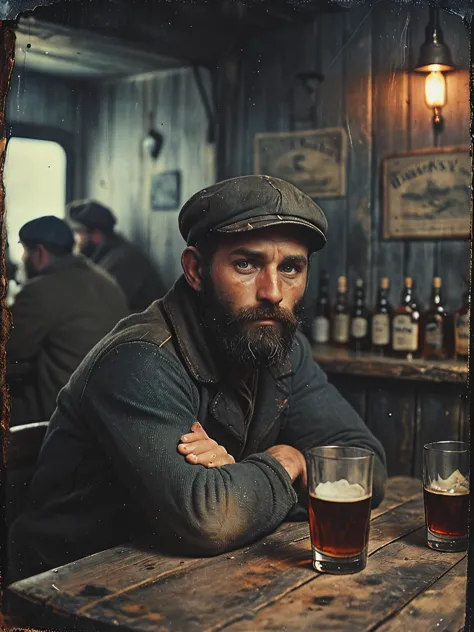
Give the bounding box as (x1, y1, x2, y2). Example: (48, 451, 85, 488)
(6, 216, 129, 426)
(67, 199, 166, 312)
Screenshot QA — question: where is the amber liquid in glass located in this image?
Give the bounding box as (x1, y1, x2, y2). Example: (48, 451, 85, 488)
(308, 494, 371, 558)
(423, 487, 469, 537)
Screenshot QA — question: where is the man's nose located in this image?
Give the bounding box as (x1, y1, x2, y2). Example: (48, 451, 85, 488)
(256, 269, 283, 305)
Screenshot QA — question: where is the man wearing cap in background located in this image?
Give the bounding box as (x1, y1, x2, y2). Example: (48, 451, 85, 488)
(7, 176, 387, 583)
(67, 199, 166, 312)
(6, 216, 129, 427)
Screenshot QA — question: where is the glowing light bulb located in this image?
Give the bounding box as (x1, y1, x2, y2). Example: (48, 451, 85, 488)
(425, 71, 446, 108)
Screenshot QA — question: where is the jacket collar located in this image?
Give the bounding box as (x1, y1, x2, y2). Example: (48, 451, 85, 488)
(39, 254, 87, 276)
(162, 275, 292, 385)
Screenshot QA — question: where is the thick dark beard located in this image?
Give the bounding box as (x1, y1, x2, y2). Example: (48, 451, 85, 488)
(199, 272, 303, 370)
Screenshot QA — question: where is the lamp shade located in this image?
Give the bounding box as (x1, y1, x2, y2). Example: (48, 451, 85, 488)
(414, 8, 455, 72)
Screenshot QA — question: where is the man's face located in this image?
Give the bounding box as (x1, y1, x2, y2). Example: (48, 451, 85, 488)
(74, 227, 95, 257)
(199, 227, 309, 370)
(21, 245, 40, 279)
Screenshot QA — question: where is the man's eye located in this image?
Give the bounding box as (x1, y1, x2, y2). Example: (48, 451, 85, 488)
(235, 261, 250, 269)
(281, 265, 297, 274)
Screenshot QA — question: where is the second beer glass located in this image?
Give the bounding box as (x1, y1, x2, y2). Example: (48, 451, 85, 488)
(306, 446, 374, 574)
(423, 441, 469, 552)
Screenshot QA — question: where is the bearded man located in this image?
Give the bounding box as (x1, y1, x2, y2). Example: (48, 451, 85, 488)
(7, 176, 387, 583)
(6, 216, 129, 426)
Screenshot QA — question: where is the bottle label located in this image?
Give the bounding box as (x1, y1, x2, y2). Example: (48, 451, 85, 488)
(333, 314, 349, 343)
(424, 321, 443, 349)
(392, 314, 418, 351)
(351, 317, 368, 339)
(372, 314, 390, 346)
(455, 312, 470, 356)
(312, 317, 330, 344)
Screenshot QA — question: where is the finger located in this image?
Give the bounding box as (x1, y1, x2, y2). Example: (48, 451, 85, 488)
(179, 429, 208, 444)
(186, 449, 235, 467)
(178, 438, 218, 456)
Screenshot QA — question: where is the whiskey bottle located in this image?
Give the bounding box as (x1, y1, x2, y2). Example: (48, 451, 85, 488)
(422, 277, 448, 360)
(391, 277, 420, 360)
(332, 276, 350, 346)
(312, 270, 331, 344)
(454, 287, 469, 360)
(349, 278, 370, 352)
(371, 277, 392, 355)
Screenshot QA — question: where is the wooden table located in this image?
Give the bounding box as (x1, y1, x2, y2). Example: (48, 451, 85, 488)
(5, 477, 467, 632)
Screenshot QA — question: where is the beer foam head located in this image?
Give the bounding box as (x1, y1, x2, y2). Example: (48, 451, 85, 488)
(314, 478, 367, 501)
(430, 469, 469, 494)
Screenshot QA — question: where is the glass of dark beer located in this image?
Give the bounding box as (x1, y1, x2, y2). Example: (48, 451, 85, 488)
(423, 441, 469, 552)
(306, 446, 374, 574)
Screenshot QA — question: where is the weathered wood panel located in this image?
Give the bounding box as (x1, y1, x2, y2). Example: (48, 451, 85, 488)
(82, 67, 214, 290)
(366, 381, 416, 477)
(216, 2, 469, 313)
(413, 382, 464, 478)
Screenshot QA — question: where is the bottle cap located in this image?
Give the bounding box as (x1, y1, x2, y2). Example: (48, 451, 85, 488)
(433, 277, 442, 288)
(381, 277, 389, 289)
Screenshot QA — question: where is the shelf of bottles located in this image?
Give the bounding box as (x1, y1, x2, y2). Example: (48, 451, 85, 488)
(311, 272, 469, 385)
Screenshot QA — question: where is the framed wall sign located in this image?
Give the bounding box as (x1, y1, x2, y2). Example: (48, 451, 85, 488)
(254, 127, 347, 198)
(149, 170, 181, 211)
(382, 147, 471, 240)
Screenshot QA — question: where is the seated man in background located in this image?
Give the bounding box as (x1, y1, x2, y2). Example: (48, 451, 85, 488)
(68, 199, 166, 312)
(7, 176, 387, 583)
(6, 216, 129, 426)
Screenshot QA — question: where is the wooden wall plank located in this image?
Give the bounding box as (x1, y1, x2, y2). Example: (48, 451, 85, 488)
(436, 10, 470, 311)
(413, 383, 463, 477)
(314, 11, 345, 301)
(366, 380, 416, 477)
(344, 7, 373, 300)
(82, 67, 214, 290)
(370, 1, 410, 314)
(406, 6, 437, 311)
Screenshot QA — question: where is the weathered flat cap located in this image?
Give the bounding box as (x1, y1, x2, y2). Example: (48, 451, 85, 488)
(67, 199, 116, 233)
(19, 216, 75, 252)
(179, 175, 328, 252)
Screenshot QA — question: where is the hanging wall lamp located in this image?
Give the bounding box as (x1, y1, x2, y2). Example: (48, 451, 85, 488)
(414, 7, 455, 134)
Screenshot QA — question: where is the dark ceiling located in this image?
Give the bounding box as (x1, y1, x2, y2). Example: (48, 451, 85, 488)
(14, 0, 348, 68)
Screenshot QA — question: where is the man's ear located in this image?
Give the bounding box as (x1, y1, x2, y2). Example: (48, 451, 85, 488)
(35, 244, 50, 270)
(181, 246, 205, 292)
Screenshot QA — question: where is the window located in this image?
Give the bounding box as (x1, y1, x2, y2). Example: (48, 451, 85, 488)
(4, 137, 67, 265)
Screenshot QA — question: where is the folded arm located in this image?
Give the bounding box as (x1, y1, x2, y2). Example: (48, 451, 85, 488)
(82, 341, 299, 556)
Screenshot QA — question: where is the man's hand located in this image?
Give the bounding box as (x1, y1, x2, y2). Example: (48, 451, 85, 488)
(178, 422, 236, 468)
(266, 445, 307, 486)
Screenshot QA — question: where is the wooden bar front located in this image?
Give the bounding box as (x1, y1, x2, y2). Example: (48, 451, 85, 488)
(312, 344, 469, 479)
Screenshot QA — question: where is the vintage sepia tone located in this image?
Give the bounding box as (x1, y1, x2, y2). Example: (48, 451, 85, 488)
(383, 146, 471, 239)
(0, 0, 472, 630)
(254, 127, 348, 198)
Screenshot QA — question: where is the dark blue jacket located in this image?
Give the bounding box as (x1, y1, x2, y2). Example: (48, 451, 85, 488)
(7, 276, 387, 583)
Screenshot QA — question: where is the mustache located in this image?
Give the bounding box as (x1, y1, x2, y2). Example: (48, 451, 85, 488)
(227, 305, 299, 327)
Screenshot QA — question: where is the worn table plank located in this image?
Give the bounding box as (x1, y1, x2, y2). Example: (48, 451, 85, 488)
(312, 343, 468, 384)
(371, 476, 420, 519)
(376, 557, 467, 632)
(226, 530, 465, 632)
